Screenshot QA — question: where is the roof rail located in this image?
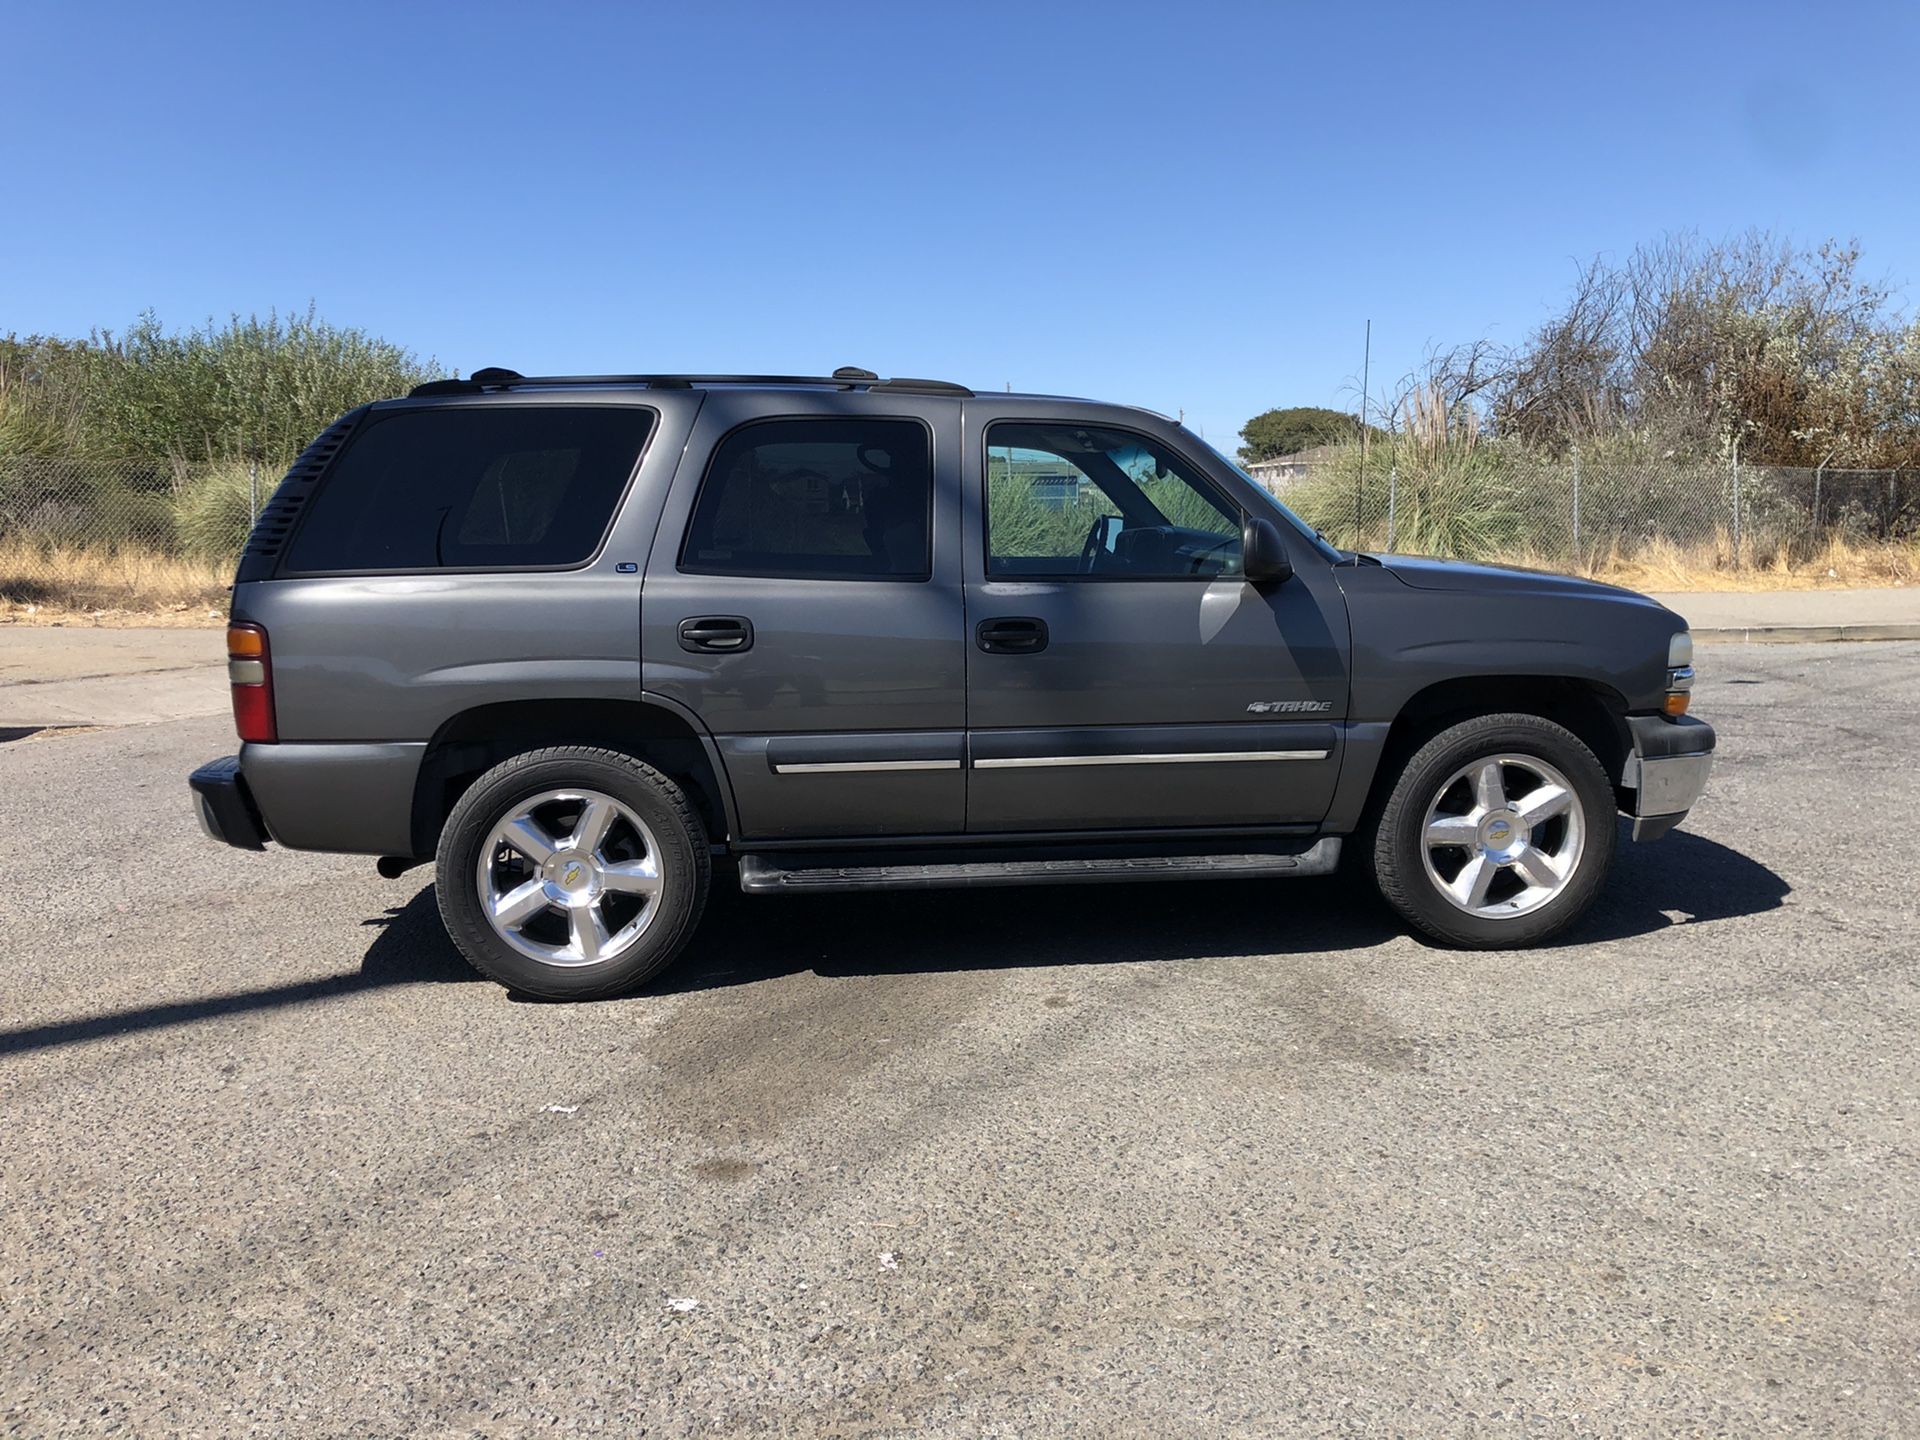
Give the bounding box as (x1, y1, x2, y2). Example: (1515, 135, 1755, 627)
(406, 368, 972, 399)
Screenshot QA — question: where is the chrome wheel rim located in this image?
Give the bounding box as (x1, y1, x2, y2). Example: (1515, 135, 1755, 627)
(1419, 753, 1585, 920)
(476, 788, 664, 967)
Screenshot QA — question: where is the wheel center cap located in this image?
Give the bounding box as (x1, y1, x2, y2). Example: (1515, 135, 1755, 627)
(1479, 811, 1526, 859)
(544, 853, 599, 898)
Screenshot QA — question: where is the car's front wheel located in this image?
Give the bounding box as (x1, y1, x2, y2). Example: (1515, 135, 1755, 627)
(436, 746, 709, 998)
(1371, 713, 1616, 948)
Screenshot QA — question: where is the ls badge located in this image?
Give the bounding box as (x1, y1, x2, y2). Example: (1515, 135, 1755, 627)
(1246, 700, 1332, 714)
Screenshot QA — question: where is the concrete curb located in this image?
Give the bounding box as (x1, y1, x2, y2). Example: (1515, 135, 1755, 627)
(1693, 623, 1920, 644)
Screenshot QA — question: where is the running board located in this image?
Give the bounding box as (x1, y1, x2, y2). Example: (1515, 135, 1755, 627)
(736, 839, 1341, 894)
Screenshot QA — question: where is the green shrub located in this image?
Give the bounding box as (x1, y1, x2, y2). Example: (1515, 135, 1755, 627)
(1279, 441, 1527, 558)
(2, 309, 439, 470)
(986, 474, 1093, 557)
(173, 463, 262, 559)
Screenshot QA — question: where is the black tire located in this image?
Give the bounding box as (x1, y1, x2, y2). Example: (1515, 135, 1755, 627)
(1371, 713, 1616, 949)
(435, 746, 710, 999)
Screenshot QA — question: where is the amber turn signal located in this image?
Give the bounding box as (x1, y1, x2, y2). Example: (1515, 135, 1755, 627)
(227, 625, 266, 659)
(1663, 691, 1691, 717)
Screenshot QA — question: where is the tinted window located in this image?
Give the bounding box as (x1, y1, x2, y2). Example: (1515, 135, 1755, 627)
(681, 418, 932, 579)
(985, 422, 1241, 577)
(283, 405, 653, 573)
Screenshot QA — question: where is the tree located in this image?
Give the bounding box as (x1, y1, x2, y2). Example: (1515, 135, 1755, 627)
(1237, 406, 1368, 463)
(1490, 232, 1920, 466)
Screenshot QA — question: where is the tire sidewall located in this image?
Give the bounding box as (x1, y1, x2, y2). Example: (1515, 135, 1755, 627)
(1380, 716, 1616, 948)
(436, 749, 708, 998)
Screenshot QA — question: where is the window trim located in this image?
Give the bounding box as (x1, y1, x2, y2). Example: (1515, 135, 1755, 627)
(676, 413, 937, 583)
(274, 401, 660, 579)
(981, 419, 1247, 582)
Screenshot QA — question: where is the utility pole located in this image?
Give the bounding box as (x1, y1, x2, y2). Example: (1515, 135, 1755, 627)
(1357, 320, 1371, 545)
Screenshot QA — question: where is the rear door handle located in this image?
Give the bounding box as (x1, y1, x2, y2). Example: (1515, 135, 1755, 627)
(678, 615, 754, 653)
(976, 616, 1049, 654)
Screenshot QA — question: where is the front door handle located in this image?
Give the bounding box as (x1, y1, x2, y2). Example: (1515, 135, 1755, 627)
(976, 616, 1049, 654)
(678, 615, 754, 653)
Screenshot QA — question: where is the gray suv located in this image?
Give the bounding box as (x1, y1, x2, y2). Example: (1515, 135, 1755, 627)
(189, 368, 1714, 998)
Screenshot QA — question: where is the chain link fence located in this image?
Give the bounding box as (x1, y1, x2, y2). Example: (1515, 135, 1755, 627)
(2, 448, 1916, 612)
(1249, 452, 1917, 568)
(0, 453, 270, 612)
(1, 454, 275, 544)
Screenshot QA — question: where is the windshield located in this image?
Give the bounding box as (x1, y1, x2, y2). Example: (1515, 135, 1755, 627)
(1180, 427, 1346, 563)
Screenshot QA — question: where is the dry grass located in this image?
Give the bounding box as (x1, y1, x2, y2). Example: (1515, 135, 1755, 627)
(0, 537, 230, 627)
(1576, 532, 1918, 593)
(0, 533, 1912, 630)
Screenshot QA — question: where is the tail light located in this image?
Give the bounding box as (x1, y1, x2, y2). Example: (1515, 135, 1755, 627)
(228, 623, 277, 742)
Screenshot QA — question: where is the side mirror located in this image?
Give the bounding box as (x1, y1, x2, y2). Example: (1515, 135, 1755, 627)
(1242, 514, 1293, 585)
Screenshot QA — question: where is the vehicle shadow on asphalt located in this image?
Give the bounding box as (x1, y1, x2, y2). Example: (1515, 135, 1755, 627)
(0, 897, 478, 1059)
(661, 877, 1404, 993)
(657, 824, 1790, 992)
(0, 829, 1788, 1051)
(1560, 824, 1790, 946)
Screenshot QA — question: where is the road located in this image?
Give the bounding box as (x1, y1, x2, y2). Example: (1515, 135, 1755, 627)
(2, 643, 1916, 1437)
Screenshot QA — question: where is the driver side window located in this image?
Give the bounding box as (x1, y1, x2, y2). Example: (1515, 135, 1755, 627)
(984, 422, 1242, 578)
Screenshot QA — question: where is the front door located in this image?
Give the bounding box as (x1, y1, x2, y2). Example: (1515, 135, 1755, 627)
(643, 392, 966, 839)
(963, 410, 1350, 832)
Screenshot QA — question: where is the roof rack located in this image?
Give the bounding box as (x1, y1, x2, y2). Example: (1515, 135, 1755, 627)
(408, 366, 972, 399)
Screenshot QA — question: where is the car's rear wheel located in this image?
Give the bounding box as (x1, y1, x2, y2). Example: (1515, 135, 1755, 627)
(1372, 713, 1616, 948)
(436, 746, 709, 998)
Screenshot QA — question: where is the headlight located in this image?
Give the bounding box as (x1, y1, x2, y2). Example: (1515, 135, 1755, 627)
(1665, 630, 1694, 715)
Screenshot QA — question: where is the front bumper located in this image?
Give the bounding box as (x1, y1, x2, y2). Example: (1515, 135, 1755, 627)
(189, 756, 269, 851)
(1622, 714, 1715, 841)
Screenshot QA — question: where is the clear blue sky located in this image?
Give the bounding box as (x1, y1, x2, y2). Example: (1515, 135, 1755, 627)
(8, 1, 1919, 449)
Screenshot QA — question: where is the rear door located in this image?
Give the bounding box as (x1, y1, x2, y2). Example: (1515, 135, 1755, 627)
(641, 391, 966, 839)
(962, 404, 1350, 832)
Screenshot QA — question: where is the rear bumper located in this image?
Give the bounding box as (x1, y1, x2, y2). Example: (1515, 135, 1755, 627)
(241, 740, 426, 854)
(189, 756, 269, 851)
(1622, 714, 1715, 841)
(189, 742, 425, 854)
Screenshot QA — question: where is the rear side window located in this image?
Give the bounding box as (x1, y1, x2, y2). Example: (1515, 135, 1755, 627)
(282, 405, 653, 573)
(680, 417, 932, 579)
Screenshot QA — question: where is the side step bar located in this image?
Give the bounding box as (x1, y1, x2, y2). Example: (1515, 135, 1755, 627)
(737, 838, 1341, 894)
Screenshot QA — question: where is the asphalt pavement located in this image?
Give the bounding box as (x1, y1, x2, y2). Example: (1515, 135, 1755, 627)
(2, 643, 1916, 1436)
